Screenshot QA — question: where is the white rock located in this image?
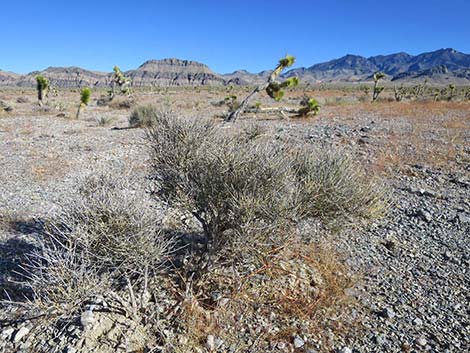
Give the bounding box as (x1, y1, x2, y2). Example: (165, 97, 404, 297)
(206, 335, 215, 351)
(293, 335, 305, 348)
(214, 337, 224, 349)
(13, 326, 30, 343)
(339, 347, 353, 353)
(1, 327, 15, 340)
(80, 310, 95, 329)
(417, 337, 427, 346)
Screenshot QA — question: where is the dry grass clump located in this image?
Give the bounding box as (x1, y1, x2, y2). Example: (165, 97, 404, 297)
(46, 171, 171, 275)
(7, 170, 173, 350)
(94, 114, 114, 127)
(171, 239, 354, 352)
(128, 104, 159, 128)
(292, 150, 388, 222)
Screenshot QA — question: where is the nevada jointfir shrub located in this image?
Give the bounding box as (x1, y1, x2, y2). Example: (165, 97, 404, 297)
(147, 112, 388, 255)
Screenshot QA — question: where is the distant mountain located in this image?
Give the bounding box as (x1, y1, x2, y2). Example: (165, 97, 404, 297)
(283, 48, 470, 83)
(392, 65, 470, 84)
(368, 52, 414, 75)
(221, 70, 265, 85)
(14, 67, 109, 88)
(285, 54, 378, 81)
(0, 70, 21, 86)
(126, 58, 225, 86)
(1, 48, 469, 88)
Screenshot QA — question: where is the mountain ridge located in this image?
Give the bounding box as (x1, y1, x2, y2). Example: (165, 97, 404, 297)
(1, 48, 469, 88)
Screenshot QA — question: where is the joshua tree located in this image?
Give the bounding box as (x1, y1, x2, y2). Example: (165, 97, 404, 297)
(464, 87, 470, 100)
(36, 75, 50, 106)
(359, 84, 371, 97)
(394, 85, 405, 102)
(225, 55, 298, 122)
(296, 97, 321, 116)
(372, 72, 385, 102)
(76, 87, 91, 119)
(448, 84, 456, 101)
(111, 66, 131, 98)
(433, 88, 441, 102)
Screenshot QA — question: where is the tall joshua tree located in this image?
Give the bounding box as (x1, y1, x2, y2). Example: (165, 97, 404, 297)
(225, 55, 298, 122)
(372, 72, 385, 102)
(76, 87, 91, 119)
(36, 75, 50, 106)
(111, 66, 131, 98)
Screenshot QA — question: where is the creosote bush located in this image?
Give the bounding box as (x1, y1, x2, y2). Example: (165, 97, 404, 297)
(128, 104, 159, 127)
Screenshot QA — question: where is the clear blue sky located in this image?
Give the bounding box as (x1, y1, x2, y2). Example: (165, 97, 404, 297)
(2, 0, 470, 74)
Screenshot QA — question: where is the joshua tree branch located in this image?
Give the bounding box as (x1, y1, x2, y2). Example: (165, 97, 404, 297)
(225, 67, 282, 122)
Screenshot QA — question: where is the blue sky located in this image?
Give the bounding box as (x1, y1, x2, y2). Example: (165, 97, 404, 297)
(2, 0, 470, 74)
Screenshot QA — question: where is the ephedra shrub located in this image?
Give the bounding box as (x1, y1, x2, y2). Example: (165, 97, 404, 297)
(147, 111, 388, 255)
(146, 112, 388, 350)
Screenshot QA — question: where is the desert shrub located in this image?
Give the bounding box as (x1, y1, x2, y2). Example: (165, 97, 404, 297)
(95, 114, 114, 126)
(0, 100, 13, 113)
(16, 96, 29, 103)
(108, 97, 134, 110)
(48, 171, 171, 274)
(147, 112, 387, 253)
(292, 150, 388, 222)
(20, 170, 172, 325)
(148, 114, 293, 249)
(129, 104, 159, 128)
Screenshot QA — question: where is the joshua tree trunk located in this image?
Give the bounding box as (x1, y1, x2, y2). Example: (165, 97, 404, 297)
(76, 103, 82, 119)
(38, 90, 43, 106)
(225, 64, 285, 122)
(372, 80, 379, 102)
(38, 88, 47, 106)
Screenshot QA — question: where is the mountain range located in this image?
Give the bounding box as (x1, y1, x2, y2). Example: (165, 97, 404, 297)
(1, 48, 469, 88)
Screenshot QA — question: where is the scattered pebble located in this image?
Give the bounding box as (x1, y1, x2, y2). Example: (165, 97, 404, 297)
(293, 335, 305, 348)
(416, 337, 427, 347)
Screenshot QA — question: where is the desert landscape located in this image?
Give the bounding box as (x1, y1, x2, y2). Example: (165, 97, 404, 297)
(0, 46, 469, 353)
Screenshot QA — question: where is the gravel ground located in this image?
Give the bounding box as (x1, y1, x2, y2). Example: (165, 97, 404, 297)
(0, 98, 469, 352)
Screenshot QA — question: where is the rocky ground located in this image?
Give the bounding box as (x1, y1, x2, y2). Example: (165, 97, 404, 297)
(0, 89, 469, 352)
